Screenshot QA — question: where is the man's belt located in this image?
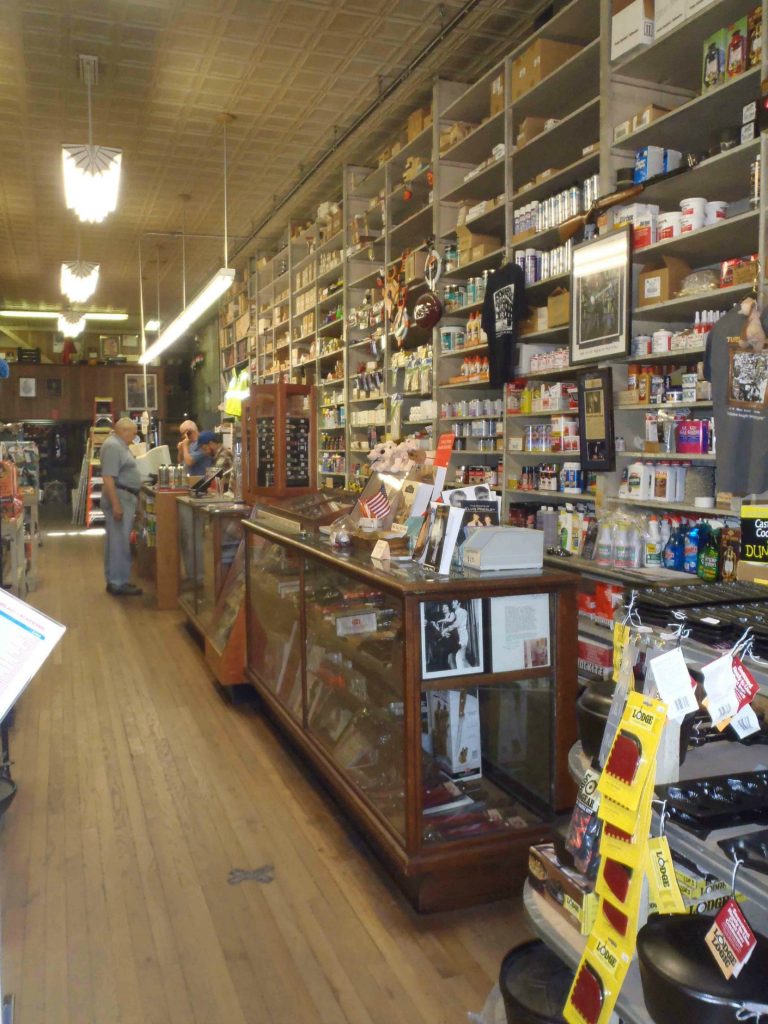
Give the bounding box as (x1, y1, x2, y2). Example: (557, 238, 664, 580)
(116, 484, 140, 496)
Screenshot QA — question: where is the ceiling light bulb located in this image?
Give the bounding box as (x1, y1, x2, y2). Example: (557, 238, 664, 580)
(61, 261, 100, 303)
(140, 268, 235, 365)
(144, 319, 161, 332)
(58, 312, 86, 338)
(62, 144, 122, 224)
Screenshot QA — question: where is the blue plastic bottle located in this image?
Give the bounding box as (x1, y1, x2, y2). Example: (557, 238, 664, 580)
(683, 520, 700, 575)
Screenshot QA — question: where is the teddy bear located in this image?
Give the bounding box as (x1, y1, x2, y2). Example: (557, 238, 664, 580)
(739, 296, 767, 351)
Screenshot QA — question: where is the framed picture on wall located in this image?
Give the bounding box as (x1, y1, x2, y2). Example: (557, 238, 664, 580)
(46, 378, 63, 398)
(578, 367, 616, 472)
(121, 334, 139, 350)
(570, 227, 631, 365)
(101, 336, 120, 359)
(125, 373, 158, 411)
(19, 377, 36, 398)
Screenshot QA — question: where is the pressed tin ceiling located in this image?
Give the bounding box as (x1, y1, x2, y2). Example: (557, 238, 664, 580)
(0, 0, 549, 324)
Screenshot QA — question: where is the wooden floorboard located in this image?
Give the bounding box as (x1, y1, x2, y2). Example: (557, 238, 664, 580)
(0, 524, 532, 1023)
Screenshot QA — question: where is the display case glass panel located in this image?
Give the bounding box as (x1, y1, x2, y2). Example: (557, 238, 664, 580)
(303, 561, 406, 840)
(418, 591, 557, 845)
(245, 533, 303, 720)
(177, 498, 201, 614)
(197, 508, 248, 630)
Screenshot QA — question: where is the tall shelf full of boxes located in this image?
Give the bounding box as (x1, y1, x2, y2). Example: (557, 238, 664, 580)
(218, 0, 767, 545)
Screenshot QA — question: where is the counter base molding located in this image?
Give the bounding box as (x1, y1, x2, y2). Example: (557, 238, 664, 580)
(244, 519, 578, 911)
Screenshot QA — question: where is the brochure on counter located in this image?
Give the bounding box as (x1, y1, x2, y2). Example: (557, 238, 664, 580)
(0, 589, 66, 722)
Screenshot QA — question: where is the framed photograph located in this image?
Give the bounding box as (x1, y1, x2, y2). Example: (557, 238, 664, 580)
(101, 335, 120, 359)
(578, 367, 616, 471)
(121, 334, 139, 350)
(125, 372, 158, 411)
(570, 227, 631, 365)
(19, 377, 36, 398)
(420, 599, 484, 680)
(490, 594, 551, 673)
(46, 377, 63, 398)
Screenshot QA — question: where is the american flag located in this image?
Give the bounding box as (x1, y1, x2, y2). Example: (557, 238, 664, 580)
(361, 484, 391, 520)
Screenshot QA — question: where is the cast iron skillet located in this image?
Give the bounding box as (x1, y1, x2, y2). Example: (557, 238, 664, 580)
(637, 914, 768, 1024)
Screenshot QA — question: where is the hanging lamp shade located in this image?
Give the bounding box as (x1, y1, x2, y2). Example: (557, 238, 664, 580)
(62, 144, 122, 224)
(58, 311, 86, 338)
(60, 260, 100, 303)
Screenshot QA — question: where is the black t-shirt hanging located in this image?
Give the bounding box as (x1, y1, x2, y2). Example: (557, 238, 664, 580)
(480, 263, 529, 388)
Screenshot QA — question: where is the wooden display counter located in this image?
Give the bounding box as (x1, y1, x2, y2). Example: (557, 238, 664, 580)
(243, 519, 578, 911)
(135, 485, 184, 610)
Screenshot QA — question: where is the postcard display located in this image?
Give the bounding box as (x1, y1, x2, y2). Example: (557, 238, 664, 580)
(243, 517, 578, 911)
(176, 497, 252, 687)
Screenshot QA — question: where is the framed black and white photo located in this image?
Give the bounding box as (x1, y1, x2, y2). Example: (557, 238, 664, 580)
(19, 377, 35, 398)
(125, 372, 158, 411)
(570, 227, 630, 365)
(420, 598, 484, 680)
(578, 367, 616, 472)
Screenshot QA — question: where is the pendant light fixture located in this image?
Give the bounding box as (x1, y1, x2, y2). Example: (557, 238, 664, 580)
(58, 311, 87, 338)
(140, 117, 236, 365)
(61, 260, 100, 303)
(62, 55, 122, 224)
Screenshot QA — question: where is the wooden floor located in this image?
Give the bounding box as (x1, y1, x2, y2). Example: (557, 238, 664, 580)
(0, 525, 531, 1024)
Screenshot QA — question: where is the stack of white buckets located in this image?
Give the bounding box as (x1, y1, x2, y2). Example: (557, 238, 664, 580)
(658, 197, 728, 238)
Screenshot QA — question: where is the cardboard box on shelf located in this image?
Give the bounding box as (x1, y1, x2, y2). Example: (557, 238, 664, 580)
(406, 108, 424, 141)
(471, 241, 501, 262)
(490, 73, 505, 116)
(439, 121, 478, 154)
(654, 0, 687, 39)
(512, 38, 582, 100)
(614, 117, 632, 142)
(516, 116, 548, 148)
(377, 146, 391, 167)
(520, 307, 549, 335)
(611, 0, 655, 62)
(424, 104, 433, 129)
(528, 844, 598, 936)
(405, 250, 428, 283)
(535, 167, 560, 185)
(457, 226, 499, 262)
(737, 561, 768, 585)
(631, 103, 671, 132)
(637, 256, 691, 306)
(427, 689, 482, 781)
(547, 288, 570, 327)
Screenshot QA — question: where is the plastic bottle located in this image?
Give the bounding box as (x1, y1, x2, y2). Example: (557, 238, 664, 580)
(683, 519, 700, 574)
(663, 518, 684, 571)
(659, 515, 671, 553)
(595, 517, 614, 566)
(613, 518, 632, 568)
(697, 524, 720, 581)
(645, 515, 662, 567)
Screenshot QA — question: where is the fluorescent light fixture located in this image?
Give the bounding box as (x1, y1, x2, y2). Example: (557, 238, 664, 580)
(0, 310, 60, 319)
(58, 312, 86, 337)
(140, 268, 235, 364)
(0, 309, 128, 321)
(62, 144, 122, 224)
(144, 318, 161, 332)
(61, 260, 100, 302)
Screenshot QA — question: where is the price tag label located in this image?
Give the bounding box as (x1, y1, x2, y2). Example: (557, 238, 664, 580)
(701, 654, 740, 727)
(732, 657, 759, 710)
(730, 704, 761, 739)
(647, 647, 698, 723)
(705, 898, 757, 979)
(646, 836, 685, 914)
(370, 540, 390, 561)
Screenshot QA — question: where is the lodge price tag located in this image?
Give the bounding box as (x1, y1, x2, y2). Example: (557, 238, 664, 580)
(647, 647, 698, 723)
(705, 898, 757, 979)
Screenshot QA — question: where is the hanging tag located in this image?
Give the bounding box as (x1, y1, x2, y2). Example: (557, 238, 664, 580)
(646, 836, 685, 914)
(613, 623, 631, 683)
(701, 654, 740, 727)
(705, 899, 757, 979)
(730, 704, 761, 740)
(647, 648, 698, 723)
(732, 656, 759, 709)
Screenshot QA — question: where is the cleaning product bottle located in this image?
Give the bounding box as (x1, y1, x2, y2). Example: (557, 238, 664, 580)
(645, 514, 662, 567)
(659, 515, 671, 553)
(663, 518, 684, 571)
(683, 518, 701, 574)
(697, 524, 720, 580)
(595, 516, 614, 567)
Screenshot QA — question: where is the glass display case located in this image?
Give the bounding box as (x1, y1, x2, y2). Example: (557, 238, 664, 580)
(241, 382, 316, 501)
(176, 497, 252, 688)
(243, 519, 578, 911)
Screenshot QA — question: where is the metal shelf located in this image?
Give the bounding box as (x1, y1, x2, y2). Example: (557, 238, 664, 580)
(511, 489, 593, 502)
(513, 38, 600, 122)
(612, 0, 759, 90)
(619, 400, 713, 410)
(441, 60, 506, 124)
(610, 496, 727, 516)
(633, 283, 753, 322)
(441, 157, 506, 204)
(440, 109, 505, 166)
(512, 98, 600, 184)
(442, 247, 506, 280)
(636, 139, 761, 207)
(618, 451, 716, 462)
(634, 209, 759, 265)
(616, 66, 761, 154)
(519, 325, 570, 344)
(512, 150, 601, 206)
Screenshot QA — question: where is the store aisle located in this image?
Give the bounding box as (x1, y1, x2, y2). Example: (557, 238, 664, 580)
(0, 528, 529, 1024)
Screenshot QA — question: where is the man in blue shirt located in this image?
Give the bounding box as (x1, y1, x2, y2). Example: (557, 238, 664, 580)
(101, 417, 143, 596)
(177, 419, 213, 477)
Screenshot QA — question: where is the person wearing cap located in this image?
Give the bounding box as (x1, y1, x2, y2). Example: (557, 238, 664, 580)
(197, 431, 234, 489)
(177, 419, 213, 477)
(101, 417, 143, 597)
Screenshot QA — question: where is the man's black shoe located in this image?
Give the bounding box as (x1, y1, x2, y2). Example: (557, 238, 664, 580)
(108, 583, 143, 597)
